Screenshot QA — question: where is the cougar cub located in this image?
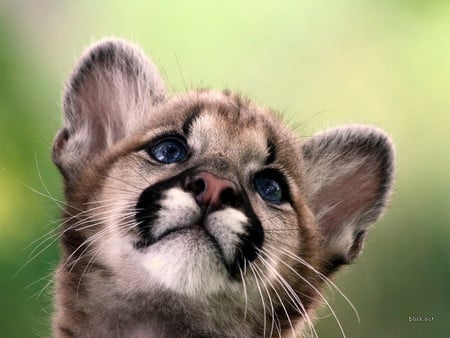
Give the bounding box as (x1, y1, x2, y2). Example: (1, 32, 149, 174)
(51, 38, 395, 337)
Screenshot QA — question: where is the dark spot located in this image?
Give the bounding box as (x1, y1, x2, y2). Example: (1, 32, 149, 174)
(135, 188, 162, 245)
(61, 228, 87, 259)
(182, 103, 203, 135)
(265, 139, 277, 165)
(59, 326, 75, 337)
(323, 256, 348, 276)
(228, 193, 264, 279)
(348, 229, 367, 260)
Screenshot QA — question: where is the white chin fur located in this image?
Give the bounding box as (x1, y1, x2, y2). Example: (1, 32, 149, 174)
(140, 230, 229, 296)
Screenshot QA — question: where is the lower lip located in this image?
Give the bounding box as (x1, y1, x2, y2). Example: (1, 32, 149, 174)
(156, 226, 204, 242)
(157, 226, 222, 251)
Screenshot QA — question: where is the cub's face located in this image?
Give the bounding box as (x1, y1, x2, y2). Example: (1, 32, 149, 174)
(52, 39, 394, 336)
(85, 92, 309, 298)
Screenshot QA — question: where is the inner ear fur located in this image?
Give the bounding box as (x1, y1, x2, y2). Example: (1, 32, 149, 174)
(302, 125, 395, 265)
(52, 38, 167, 181)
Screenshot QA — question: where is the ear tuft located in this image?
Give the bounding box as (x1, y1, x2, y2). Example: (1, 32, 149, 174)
(54, 38, 167, 181)
(302, 125, 395, 265)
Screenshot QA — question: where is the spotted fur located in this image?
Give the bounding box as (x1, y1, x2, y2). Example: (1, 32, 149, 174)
(51, 38, 395, 337)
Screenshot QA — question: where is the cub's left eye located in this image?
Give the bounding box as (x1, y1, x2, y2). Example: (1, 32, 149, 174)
(149, 137, 187, 164)
(253, 170, 288, 204)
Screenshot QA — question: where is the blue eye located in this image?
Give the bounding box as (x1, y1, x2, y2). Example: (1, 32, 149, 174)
(254, 176, 283, 203)
(150, 137, 187, 164)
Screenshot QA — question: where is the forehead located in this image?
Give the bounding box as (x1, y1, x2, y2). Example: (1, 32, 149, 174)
(154, 91, 275, 165)
(189, 109, 268, 162)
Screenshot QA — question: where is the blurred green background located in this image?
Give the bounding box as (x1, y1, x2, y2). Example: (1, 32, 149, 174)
(0, 1, 448, 337)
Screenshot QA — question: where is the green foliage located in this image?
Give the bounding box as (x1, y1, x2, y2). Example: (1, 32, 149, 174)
(0, 1, 448, 336)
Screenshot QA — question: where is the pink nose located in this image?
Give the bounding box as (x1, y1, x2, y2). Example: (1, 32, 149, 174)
(186, 172, 237, 210)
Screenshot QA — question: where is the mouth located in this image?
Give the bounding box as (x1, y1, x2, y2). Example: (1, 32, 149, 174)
(155, 224, 213, 244)
(135, 222, 243, 279)
(134, 224, 199, 248)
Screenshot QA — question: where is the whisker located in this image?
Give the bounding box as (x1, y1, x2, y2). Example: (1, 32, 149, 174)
(125, 161, 152, 186)
(248, 262, 267, 337)
(271, 245, 359, 322)
(34, 154, 68, 211)
(75, 222, 135, 298)
(258, 248, 318, 338)
(238, 260, 249, 322)
(267, 245, 350, 337)
(65, 218, 136, 275)
(249, 261, 280, 338)
(252, 256, 296, 338)
(34, 267, 58, 300)
(98, 172, 143, 192)
(24, 203, 136, 268)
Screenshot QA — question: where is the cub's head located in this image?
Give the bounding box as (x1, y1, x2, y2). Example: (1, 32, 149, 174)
(52, 39, 395, 336)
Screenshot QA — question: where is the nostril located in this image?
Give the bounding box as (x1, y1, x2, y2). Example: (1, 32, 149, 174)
(220, 187, 239, 207)
(193, 177, 206, 196)
(185, 176, 206, 196)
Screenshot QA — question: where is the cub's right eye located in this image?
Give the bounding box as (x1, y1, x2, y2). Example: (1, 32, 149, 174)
(148, 137, 188, 164)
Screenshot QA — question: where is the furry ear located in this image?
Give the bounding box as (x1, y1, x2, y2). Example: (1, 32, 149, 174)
(52, 38, 167, 181)
(302, 125, 395, 267)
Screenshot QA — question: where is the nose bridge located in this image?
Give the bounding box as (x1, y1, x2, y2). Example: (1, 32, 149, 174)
(198, 155, 234, 178)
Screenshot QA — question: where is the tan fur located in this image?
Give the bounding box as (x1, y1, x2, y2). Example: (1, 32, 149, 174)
(51, 39, 395, 337)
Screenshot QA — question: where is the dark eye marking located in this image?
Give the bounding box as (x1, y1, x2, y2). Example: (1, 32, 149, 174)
(182, 104, 203, 135)
(253, 169, 290, 204)
(147, 137, 188, 164)
(265, 139, 277, 165)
